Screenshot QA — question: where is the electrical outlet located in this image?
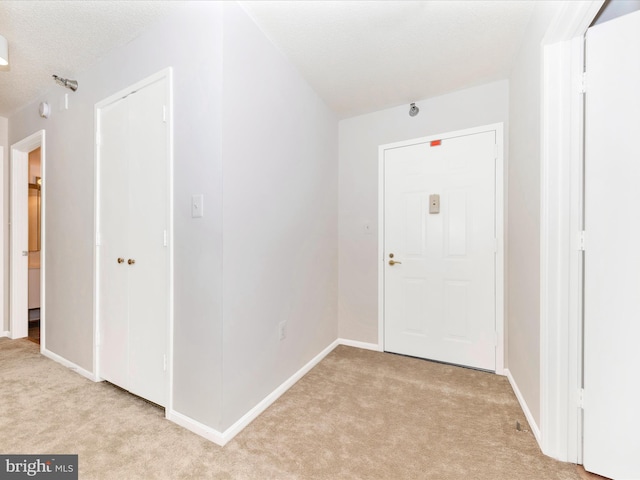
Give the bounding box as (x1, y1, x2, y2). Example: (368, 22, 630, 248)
(278, 321, 287, 341)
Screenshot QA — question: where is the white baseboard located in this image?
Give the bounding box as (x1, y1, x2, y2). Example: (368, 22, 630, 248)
(167, 338, 341, 447)
(166, 409, 226, 446)
(338, 338, 382, 352)
(41, 347, 98, 382)
(0, 331, 9, 338)
(505, 368, 542, 445)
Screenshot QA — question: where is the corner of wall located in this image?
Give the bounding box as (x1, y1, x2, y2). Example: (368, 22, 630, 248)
(219, 2, 339, 431)
(506, 0, 567, 431)
(338, 81, 510, 348)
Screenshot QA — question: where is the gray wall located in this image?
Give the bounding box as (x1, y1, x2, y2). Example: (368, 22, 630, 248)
(6, 1, 339, 433)
(338, 80, 509, 344)
(220, 3, 338, 429)
(593, 0, 640, 24)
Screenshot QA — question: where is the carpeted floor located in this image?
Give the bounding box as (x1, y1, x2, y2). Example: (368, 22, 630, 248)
(0, 338, 583, 479)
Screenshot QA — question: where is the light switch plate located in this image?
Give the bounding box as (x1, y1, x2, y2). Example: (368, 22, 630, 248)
(191, 194, 204, 218)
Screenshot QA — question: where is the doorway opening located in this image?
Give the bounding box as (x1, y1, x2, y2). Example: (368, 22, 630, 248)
(10, 130, 45, 350)
(27, 147, 42, 344)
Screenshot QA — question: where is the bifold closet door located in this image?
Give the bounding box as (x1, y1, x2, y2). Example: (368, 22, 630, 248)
(98, 77, 169, 407)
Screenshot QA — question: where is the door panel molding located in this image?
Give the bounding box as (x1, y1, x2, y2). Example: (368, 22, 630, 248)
(539, 0, 603, 464)
(378, 123, 504, 373)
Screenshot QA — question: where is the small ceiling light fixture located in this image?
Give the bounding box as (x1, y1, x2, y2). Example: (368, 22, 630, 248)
(0, 34, 8, 66)
(52, 74, 78, 92)
(409, 102, 420, 117)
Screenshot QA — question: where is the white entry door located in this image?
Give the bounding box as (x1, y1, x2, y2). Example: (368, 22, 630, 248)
(97, 72, 170, 407)
(383, 128, 498, 371)
(583, 11, 640, 479)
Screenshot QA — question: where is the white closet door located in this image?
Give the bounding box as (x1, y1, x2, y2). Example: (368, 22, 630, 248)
(98, 76, 169, 407)
(126, 79, 168, 406)
(98, 96, 132, 391)
(583, 10, 640, 479)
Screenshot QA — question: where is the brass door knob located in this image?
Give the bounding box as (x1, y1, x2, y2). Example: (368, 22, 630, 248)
(389, 259, 402, 266)
(117, 258, 125, 264)
(128, 259, 135, 265)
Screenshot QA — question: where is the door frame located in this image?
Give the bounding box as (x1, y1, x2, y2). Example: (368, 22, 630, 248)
(539, 1, 604, 463)
(0, 146, 4, 337)
(93, 68, 174, 410)
(377, 123, 505, 374)
(9, 130, 46, 349)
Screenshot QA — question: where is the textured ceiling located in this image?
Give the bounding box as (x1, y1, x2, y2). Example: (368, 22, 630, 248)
(0, 1, 536, 120)
(0, 1, 177, 117)
(241, 0, 536, 117)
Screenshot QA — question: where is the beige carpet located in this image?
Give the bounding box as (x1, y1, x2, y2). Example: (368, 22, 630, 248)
(0, 338, 582, 479)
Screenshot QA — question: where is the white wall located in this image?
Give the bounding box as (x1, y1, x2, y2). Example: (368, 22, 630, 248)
(221, 3, 338, 430)
(8, 1, 226, 430)
(338, 80, 509, 344)
(0, 116, 7, 334)
(508, 1, 564, 429)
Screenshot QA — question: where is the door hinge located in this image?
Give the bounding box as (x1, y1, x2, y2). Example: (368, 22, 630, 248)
(578, 388, 585, 409)
(578, 231, 586, 251)
(579, 72, 587, 94)
(163, 230, 167, 247)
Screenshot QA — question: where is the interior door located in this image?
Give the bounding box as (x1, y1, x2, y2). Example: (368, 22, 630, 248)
(384, 130, 496, 371)
(10, 149, 29, 339)
(98, 76, 169, 407)
(583, 11, 640, 479)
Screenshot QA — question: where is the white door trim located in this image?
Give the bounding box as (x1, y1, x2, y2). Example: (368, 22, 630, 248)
(0, 146, 4, 337)
(539, 0, 603, 463)
(377, 123, 505, 374)
(94, 67, 174, 411)
(9, 130, 46, 349)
